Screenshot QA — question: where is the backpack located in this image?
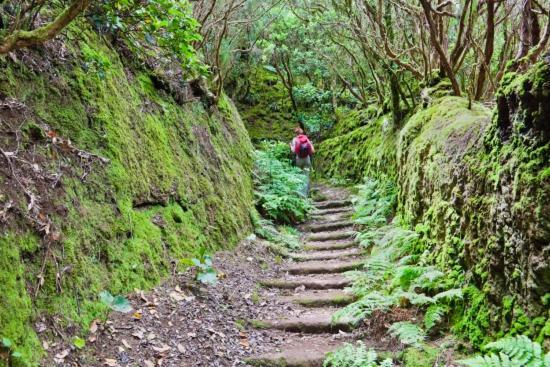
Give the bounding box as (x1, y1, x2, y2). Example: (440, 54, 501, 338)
(294, 134, 312, 158)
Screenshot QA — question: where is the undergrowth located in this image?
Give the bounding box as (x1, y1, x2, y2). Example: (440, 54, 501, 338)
(330, 178, 549, 366)
(457, 335, 549, 366)
(324, 342, 393, 367)
(334, 178, 463, 349)
(253, 141, 312, 224)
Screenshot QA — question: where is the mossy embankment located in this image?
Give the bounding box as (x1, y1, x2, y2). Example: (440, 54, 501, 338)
(316, 64, 549, 345)
(0, 22, 254, 365)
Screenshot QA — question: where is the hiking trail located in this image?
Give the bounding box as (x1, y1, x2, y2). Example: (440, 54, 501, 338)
(245, 184, 363, 366)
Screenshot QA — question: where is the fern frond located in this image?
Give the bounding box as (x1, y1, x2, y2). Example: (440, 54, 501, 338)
(333, 291, 396, 322)
(424, 304, 448, 330)
(388, 321, 426, 347)
(323, 342, 393, 367)
(458, 352, 516, 367)
(456, 335, 549, 367)
(433, 288, 463, 302)
(485, 335, 545, 365)
(393, 290, 435, 306)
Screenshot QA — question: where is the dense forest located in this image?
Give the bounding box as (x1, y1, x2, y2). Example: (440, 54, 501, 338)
(0, 0, 548, 366)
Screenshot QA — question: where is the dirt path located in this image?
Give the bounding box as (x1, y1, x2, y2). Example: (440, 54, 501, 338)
(50, 184, 366, 367)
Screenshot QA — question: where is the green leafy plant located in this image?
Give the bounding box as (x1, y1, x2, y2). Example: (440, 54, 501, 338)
(254, 141, 312, 224)
(324, 342, 393, 367)
(99, 291, 133, 313)
(72, 337, 86, 349)
(457, 335, 550, 367)
(2, 337, 23, 362)
(388, 322, 426, 347)
(92, 0, 205, 75)
(181, 248, 218, 285)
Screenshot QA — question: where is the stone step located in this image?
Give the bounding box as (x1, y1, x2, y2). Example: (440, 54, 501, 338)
(290, 248, 363, 261)
(311, 211, 353, 223)
(307, 220, 354, 233)
(313, 207, 353, 217)
(303, 240, 358, 251)
(281, 290, 357, 307)
(306, 230, 356, 242)
(251, 309, 355, 333)
(245, 338, 342, 367)
(260, 275, 352, 290)
(286, 259, 363, 275)
(315, 200, 352, 210)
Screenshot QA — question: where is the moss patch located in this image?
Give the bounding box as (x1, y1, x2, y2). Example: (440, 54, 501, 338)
(0, 22, 254, 365)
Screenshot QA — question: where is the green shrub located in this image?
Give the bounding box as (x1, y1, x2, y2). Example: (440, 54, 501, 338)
(254, 141, 312, 224)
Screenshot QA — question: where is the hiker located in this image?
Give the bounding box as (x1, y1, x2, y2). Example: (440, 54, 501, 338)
(290, 127, 315, 170)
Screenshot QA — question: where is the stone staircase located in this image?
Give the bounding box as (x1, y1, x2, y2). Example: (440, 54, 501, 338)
(246, 187, 364, 366)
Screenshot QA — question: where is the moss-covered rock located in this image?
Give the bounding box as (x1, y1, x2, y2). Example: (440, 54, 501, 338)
(0, 22, 254, 365)
(315, 112, 397, 182)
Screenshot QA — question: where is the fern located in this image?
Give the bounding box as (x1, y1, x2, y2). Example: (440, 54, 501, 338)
(433, 288, 463, 302)
(393, 290, 435, 306)
(324, 342, 394, 367)
(333, 291, 395, 322)
(457, 335, 550, 367)
(424, 304, 448, 330)
(388, 322, 426, 347)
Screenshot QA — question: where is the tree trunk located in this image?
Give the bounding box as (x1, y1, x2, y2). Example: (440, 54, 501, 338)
(474, 0, 495, 101)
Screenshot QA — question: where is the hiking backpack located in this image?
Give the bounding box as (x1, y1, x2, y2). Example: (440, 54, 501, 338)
(294, 134, 312, 158)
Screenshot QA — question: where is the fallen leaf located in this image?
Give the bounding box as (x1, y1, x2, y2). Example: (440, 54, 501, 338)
(89, 320, 98, 333)
(104, 358, 118, 366)
(132, 330, 144, 340)
(169, 291, 184, 302)
(239, 339, 250, 348)
(132, 311, 143, 320)
(177, 344, 186, 353)
(152, 344, 170, 353)
(54, 349, 70, 360)
(121, 339, 132, 349)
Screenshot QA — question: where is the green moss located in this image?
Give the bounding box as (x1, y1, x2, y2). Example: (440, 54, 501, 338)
(452, 286, 492, 347)
(0, 21, 254, 365)
(316, 113, 397, 182)
(401, 345, 439, 367)
(0, 233, 42, 366)
(236, 67, 295, 143)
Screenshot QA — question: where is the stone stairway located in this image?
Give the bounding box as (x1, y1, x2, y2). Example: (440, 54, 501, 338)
(246, 187, 364, 367)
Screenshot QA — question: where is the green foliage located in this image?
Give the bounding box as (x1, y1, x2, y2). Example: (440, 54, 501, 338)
(254, 141, 312, 223)
(352, 178, 397, 229)
(324, 342, 394, 367)
(99, 291, 133, 313)
(181, 248, 218, 285)
(457, 336, 550, 367)
(388, 322, 426, 347)
(424, 304, 448, 330)
(92, 0, 205, 74)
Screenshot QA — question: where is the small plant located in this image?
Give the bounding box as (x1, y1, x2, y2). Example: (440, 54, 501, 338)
(324, 342, 393, 367)
(254, 141, 312, 224)
(457, 335, 549, 367)
(388, 322, 426, 347)
(181, 247, 218, 285)
(99, 291, 133, 313)
(1, 337, 23, 363)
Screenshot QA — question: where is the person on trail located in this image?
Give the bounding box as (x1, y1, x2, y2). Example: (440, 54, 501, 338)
(290, 127, 315, 170)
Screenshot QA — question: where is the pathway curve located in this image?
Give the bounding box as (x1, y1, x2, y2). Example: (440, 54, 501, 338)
(246, 185, 364, 367)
